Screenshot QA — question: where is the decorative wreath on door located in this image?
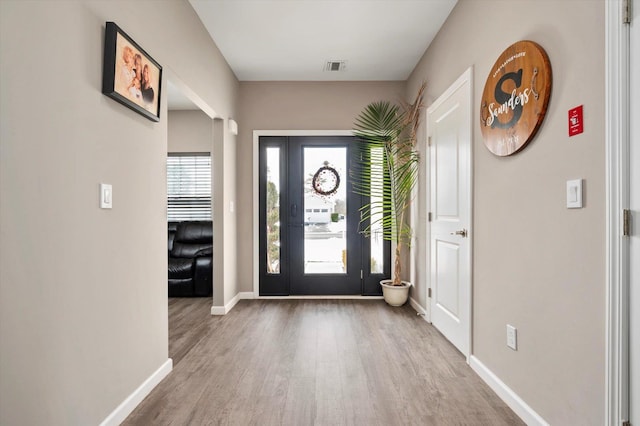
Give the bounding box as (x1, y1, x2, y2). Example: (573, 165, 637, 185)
(312, 161, 340, 197)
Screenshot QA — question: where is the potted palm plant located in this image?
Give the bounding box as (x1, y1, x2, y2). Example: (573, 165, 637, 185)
(351, 83, 425, 306)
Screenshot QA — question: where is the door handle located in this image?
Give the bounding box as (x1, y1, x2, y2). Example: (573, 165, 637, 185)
(289, 204, 303, 227)
(450, 228, 468, 238)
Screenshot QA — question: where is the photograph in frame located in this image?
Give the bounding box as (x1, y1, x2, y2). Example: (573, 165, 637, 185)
(102, 22, 162, 122)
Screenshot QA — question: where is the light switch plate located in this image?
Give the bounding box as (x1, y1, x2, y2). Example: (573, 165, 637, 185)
(566, 179, 583, 208)
(506, 324, 517, 350)
(100, 183, 112, 209)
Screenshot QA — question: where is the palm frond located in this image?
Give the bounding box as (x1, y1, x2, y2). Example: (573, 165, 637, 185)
(350, 82, 426, 284)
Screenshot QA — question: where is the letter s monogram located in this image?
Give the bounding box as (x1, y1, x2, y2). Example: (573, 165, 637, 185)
(492, 69, 523, 129)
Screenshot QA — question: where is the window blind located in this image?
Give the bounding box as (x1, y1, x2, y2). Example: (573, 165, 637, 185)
(167, 153, 212, 221)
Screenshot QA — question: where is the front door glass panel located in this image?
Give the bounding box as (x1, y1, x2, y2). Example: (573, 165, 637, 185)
(303, 147, 347, 274)
(370, 146, 385, 274)
(265, 147, 281, 274)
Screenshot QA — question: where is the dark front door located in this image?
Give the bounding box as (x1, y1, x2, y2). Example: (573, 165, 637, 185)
(259, 136, 389, 296)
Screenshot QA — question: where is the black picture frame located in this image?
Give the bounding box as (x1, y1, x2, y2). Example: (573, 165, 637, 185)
(102, 22, 162, 122)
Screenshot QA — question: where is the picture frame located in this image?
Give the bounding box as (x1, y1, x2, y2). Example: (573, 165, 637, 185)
(102, 22, 162, 122)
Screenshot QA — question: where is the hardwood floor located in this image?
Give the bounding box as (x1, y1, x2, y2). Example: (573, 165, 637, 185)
(167, 297, 214, 366)
(124, 299, 524, 425)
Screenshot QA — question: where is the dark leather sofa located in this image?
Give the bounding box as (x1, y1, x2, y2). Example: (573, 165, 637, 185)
(168, 221, 213, 297)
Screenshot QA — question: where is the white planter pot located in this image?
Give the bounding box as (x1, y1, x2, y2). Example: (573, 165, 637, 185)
(380, 280, 411, 307)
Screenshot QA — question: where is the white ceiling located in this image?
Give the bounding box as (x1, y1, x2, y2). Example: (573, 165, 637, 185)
(168, 0, 457, 109)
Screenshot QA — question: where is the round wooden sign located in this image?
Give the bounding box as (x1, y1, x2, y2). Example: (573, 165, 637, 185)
(480, 40, 552, 156)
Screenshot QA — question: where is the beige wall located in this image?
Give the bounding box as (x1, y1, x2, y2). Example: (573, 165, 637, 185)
(0, 1, 238, 424)
(210, 119, 239, 307)
(168, 110, 214, 153)
(236, 81, 405, 292)
(407, 0, 605, 424)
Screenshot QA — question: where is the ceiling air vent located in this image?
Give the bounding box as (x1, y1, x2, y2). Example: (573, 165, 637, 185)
(324, 60, 347, 72)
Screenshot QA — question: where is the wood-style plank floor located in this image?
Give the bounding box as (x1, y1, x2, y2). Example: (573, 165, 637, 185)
(124, 299, 524, 425)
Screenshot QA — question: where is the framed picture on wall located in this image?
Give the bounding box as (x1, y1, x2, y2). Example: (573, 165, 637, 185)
(102, 21, 162, 122)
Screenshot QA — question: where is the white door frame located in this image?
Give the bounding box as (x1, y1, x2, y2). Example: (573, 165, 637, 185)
(605, 0, 630, 424)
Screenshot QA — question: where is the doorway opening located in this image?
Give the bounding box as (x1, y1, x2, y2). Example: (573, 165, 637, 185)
(166, 76, 216, 363)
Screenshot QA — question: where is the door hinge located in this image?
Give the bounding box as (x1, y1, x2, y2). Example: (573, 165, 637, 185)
(428, 288, 432, 298)
(428, 136, 432, 147)
(428, 212, 432, 222)
(623, 209, 630, 236)
(624, 0, 632, 24)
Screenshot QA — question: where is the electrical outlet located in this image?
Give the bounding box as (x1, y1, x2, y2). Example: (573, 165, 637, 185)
(506, 324, 517, 350)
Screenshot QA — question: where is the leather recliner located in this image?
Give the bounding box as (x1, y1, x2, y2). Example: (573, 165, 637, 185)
(168, 221, 213, 297)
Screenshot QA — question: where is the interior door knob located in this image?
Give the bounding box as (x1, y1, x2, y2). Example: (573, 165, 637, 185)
(450, 228, 468, 238)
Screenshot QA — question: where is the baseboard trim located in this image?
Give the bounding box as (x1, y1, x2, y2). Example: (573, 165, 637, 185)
(99, 358, 172, 426)
(469, 356, 548, 426)
(211, 292, 255, 315)
(210, 305, 227, 315)
(409, 296, 428, 319)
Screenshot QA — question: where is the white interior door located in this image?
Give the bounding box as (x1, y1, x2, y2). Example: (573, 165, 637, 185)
(629, 4, 639, 423)
(428, 68, 472, 357)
